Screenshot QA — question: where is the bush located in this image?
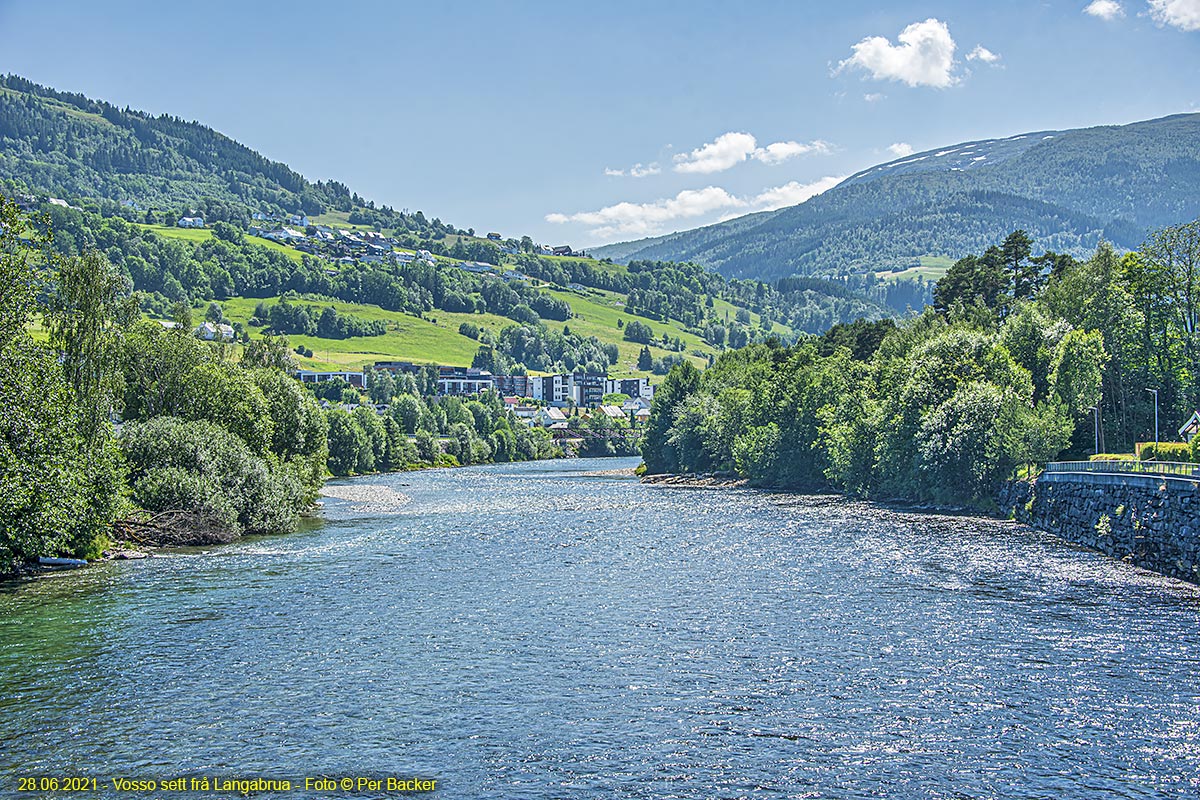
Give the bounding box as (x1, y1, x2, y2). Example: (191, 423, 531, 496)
(1139, 442, 1193, 462)
(122, 417, 308, 541)
(1089, 453, 1136, 461)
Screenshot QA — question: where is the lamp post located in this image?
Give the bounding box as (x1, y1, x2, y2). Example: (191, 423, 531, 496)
(1089, 405, 1100, 455)
(1145, 388, 1159, 453)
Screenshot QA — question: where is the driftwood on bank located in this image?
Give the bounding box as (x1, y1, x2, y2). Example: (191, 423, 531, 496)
(113, 509, 238, 546)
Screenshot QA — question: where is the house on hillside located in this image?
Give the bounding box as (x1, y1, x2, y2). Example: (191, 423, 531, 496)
(533, 406, 568, 428)
(177, 216, 205, 228)
(288, 213, 309, 227)
(598, 404, 626, 420)
(194, 321, 234, 342)
(486, 232, 502, 240)
(552, 245, 573, 256)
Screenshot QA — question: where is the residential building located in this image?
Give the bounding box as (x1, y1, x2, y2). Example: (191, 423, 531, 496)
(177, 216, 205, 228)
(493, 374, 533, 397)
(606, 376, 653, 400)
(296, 370, 365, 388)
(598, 404, 626, 420)
(438, 366, 493, 396)
(288, 213, 309, 227)
(552, 245, 573, 256)
(486, 232, 502, 240)
(533, 406, 568, 427)
(194, 321, 234, 342)
(571, 372, 607, 407)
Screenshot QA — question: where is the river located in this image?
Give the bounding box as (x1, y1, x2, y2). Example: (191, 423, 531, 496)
(2, 457, 1199, 799)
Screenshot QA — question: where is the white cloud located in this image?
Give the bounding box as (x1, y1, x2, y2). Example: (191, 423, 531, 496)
(864, 92, 886, 102)
(753, 139, 833, 164)
(672, 132, 758, 173)
(750, 176, 845, 211)
(1084, 0, 1124, 20)
(545, 186, 746, 238)
(1149, 0, 1200, 31)
(605, 163, 660, 178)
(672, 132, 832, 173)
(545, 177, 844, 239)
(966, 44, 1000, 63)
(837, 18, 959, 88)
(888, 142, 915, 157)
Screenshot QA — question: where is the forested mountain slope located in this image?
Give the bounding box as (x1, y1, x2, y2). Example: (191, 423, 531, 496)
(594, 114, 1200, 281)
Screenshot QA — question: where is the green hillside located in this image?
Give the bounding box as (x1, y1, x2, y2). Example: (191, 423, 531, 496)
(1, 74, 917, 371)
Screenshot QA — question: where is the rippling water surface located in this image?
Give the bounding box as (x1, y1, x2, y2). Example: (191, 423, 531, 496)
(3, 457, 1199, 798)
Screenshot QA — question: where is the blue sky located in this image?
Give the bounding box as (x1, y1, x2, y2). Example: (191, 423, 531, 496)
(0, 1, 1197, 247)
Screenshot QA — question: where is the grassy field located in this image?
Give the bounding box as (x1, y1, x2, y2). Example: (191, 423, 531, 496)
(134, 223, 309, 264)
(133, 226, 794, 377)
(874, 255, 955, 283)
(214, 287, 741, 377)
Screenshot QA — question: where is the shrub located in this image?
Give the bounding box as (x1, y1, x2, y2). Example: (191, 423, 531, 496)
(121, 417, 308, 541)
(1089, 453, 1136, 461)
(1139, 442, 1193, 462)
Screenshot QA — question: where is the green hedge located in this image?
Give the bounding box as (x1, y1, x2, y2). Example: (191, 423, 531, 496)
(1139, 441, 1194, 462)
(1089, 453, 1137, 461)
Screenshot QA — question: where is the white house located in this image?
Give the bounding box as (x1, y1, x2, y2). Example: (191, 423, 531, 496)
(533, 406, 568, 427)
(288, 213, 309, 227)
(177, 216, 205, 228)
(194, 321, 234, 342)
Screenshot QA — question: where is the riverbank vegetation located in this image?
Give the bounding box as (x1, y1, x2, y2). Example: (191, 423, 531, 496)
(642, 222, 1200, 506)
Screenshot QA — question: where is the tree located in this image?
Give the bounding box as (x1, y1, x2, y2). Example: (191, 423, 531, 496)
(368, 369, 396, 404)
(1001, 229, 1038, 300)
(241, 334, 297, 373)
(624, 320, 653, 344)
(326, 409, 369, 476)
(641, 360, 701, 474)
(2, 202, 122, 569)
(638, 345, 653, 371)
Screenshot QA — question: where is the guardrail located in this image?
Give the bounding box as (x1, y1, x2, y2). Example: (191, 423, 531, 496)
(1043, 460, 1200, 479)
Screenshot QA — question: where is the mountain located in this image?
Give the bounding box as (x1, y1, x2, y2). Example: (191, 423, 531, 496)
(0, 74, 456, 237)
(592, 114, 1200, 281)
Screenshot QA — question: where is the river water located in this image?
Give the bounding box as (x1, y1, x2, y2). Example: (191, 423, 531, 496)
(2, 457, 1199, 799)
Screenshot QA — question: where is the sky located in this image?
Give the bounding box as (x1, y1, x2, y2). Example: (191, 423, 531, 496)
(0, 1, 1197, 247)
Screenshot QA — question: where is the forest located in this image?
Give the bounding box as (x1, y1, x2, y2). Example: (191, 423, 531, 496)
(641, 221, 1200, 506)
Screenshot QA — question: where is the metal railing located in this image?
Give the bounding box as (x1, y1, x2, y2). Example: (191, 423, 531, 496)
(1043, 460, 1200, 479)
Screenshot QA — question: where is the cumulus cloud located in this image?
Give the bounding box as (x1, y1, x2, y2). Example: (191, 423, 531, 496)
(545, 177, 844, 239)
(888, 142, 915, 157)
(1149, 0, 1200, 31)
(1084, 0, 1124, 20)
(966, 44, 1000, 63)
(545, 186, 745, 239)
(864, 92, 886, 103)
(837, 18, 959, 88)
(749, 176, 846, 212)
(672, 132, 758, 174)
(672, 132, 832, 173)
(753, 139, 833, 164)
(604, 163, 660, 178)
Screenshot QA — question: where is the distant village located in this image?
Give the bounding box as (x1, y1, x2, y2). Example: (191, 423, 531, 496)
(178, 211, 590, 268)
(297, 364, 655, 433)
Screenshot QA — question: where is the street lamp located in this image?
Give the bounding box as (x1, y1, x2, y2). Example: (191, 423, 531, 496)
(1145, 388, 1159, 453)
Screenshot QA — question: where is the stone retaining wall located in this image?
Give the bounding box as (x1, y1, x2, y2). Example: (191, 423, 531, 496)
(998, 472, 1200, 584)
